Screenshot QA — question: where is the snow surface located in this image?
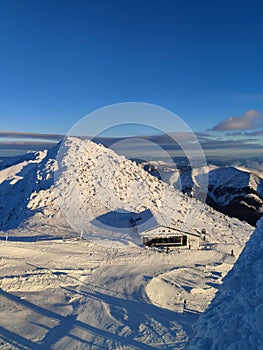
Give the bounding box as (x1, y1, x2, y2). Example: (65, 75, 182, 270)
(147, 162, 263, 226)
(54, 137, 253, 246)
(0, 231, 253, 349)
(154, 163, 263, 207)
(186, 218, 263, 350)
(0, 137, 257, 349)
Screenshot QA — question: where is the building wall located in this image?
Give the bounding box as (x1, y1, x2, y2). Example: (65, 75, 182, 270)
(187, 236, 199, 249)
(141, 226, 200, 249)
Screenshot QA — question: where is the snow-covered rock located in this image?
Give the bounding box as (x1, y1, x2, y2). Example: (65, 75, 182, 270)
(143, 162, 263, 226)
(0, 147, 59, 231)
(186, 218, 263, 350)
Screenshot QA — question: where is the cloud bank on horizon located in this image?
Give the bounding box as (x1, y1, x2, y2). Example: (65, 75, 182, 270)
(212, 109, 263, 131)
(0, 131, 262, 160)
(0, 131, 63, 156)
(0, 108, 262, 158)
(0, 131, 64, 141)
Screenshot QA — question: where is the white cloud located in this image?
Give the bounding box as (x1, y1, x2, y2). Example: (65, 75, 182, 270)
(212, 110, 263, 131)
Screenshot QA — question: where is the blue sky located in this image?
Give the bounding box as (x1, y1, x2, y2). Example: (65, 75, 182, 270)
(0, 0, 263, 155)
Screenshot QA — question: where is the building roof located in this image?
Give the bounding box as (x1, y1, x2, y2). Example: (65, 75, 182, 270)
(133, 209, 201, 238)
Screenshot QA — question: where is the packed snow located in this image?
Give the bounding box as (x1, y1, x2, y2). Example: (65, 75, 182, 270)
(0, 230, 254, 349)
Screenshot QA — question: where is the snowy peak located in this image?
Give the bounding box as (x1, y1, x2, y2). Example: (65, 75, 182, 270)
(47, 137, 253, 246)
(55, 137, 195, 242)
(206, 166, 262, 193)
(0, 137, 253, 247)
(203, 166, 263, 226)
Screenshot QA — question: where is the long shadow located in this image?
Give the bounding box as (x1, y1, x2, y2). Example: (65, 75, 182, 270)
(31, 320, 101, 349)
(64, 287, 198, 343)
(0, 153, 38, 172)
(183, 308, 202, 315)
(0, 288, 167, 349)
(0, 325, 45, 349)
(0, 161, 40, 231)
(86, 289, 197, 331)
(0, 235, 62, 242)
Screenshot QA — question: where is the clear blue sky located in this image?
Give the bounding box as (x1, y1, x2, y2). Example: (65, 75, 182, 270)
(1, 0, 263, 135)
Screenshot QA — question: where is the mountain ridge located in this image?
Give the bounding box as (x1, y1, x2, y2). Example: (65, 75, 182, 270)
(142, 161, 263, 226)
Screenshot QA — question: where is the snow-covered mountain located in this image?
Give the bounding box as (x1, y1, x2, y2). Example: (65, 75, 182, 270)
(0, 137, 253, 246)
(142, 162, 263, 226)
(186, 217, 263, 350)
(0, 144, 62, 233)
(0, 137, 257, 349)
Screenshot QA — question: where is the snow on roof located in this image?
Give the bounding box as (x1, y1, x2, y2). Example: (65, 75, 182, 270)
(134, 209, 201, 238)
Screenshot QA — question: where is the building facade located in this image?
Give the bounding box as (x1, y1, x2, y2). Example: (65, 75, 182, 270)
(140, 225, 200, 249)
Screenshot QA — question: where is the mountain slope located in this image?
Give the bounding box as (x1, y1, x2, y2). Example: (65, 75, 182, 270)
(0, 137, 253, 248)
(186, 217, 263, 350)
(0, 148, 59, 232)
(144, 163, 263, 226)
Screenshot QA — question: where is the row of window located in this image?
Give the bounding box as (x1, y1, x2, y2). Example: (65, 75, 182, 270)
(143, 235, 187, 247)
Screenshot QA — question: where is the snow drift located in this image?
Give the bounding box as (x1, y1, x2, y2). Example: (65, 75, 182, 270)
(186, 217, 263, 350)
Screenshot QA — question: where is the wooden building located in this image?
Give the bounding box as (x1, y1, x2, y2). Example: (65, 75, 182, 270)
(133, 209, 201, 249)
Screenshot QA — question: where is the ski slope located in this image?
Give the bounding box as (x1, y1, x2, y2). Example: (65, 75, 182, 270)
(0, 230, 254, 349)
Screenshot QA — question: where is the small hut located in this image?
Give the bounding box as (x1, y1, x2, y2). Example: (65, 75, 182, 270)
(134, 209, 201, 249)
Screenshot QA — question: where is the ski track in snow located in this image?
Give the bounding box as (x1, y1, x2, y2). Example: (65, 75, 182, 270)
(0, 235, 252, 349)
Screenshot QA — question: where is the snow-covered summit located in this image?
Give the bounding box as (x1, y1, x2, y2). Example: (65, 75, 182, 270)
(0, 137, 253, 247)
(54, 137, 253, 245)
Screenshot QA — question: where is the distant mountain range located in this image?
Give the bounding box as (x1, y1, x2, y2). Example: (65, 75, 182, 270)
(141, 162, 263, 227)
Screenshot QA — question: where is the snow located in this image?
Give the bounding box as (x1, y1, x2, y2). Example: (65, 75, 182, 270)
(148, 162, 263, 226)
(153, 162, 263, 208)
(0, 137, 258, 349)
(54, 138, 253, 246)
(0, 231, 253, 349)
(186, 218, 263, 350)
